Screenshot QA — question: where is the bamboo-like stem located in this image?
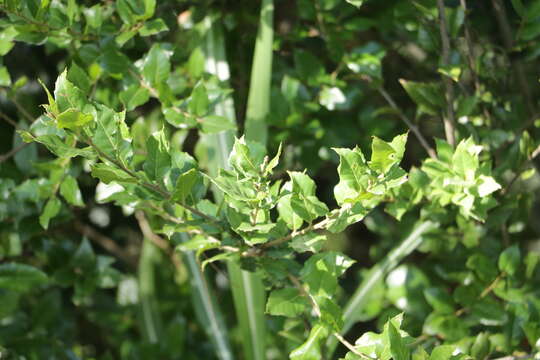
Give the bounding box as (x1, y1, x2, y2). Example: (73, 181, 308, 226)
(437, 0, 456, 146)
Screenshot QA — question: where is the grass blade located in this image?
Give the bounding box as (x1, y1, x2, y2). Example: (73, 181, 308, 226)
(199, 14, 268, 360)
(244, 0, 274, 145)
(179, 234, 235, 360)
(326, 220, 438, 355)
(138, 237, 163, 344)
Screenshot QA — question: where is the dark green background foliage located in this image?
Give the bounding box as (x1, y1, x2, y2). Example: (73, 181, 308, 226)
(1, 0, 540, 359)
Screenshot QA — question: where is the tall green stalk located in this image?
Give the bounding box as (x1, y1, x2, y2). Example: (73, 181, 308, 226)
(244, 0, 274, 145)
(177, 233, 234, 360)
(198, 9, 272, 359)
(326, 220, 438, 355)
(138, 237, 163, 344)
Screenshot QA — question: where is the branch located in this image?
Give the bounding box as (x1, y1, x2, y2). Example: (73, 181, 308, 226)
(82, 135, 224, 228)
(74, 220, 137, 268)
(437, 0, 456, 146)
(244, 217, 330, 257)
(0, 142, 30, 164)
(135, 210, 183, 270)
(377, 87, 437, 159)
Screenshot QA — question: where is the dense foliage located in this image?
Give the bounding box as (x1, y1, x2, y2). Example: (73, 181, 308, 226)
(1, 0, 540, 359)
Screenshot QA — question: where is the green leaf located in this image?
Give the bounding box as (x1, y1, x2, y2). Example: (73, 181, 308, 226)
(91, 163, 136, 184)
(266, 287, 309, 317)
(56, 108, 93, 129)
(0, 263, 48, 292)
(0, 66, 11, 87)
(471, 332, 490, 360)
(142, 43, 172, 87)
(139, 18, 169, 36)
(60, 175, 84, 207)
(99, 49, 132, 76)
(93, 105, 130, 158)
(278, 193, 304, 231)
(429, 345, 456, 360)
(424, 287, 455, 314)
(119, 84, 150, 110)
(229, 136, 260, 176)
(200, 115, 236, 134)
(189, 82, 210, 117)
(345, 0, 364, 8)
(290, 233, 327, 253)
(143, 130, 171, 181)
(67, 62, 91, 93)
(53, 69, 88, 113)
(399, 79, 445, 115)
(290, 323, 329, 360)
(498, 245, 521, 276)
(20, 132, 95, 158)
(388, 321, 410, 360)
(172, 168, 198, 203)
(39, 196, 61, 229)
(369, 133, 408, 173)
(289, 171, 329, 222)
(188, 48, 205, 78)
(300, 251, 355, 297)
(38, 78, 58, 116)
(176, 235, 220, 256)
(332, 147, 369, 205)
(163, 107, 197, 128)
(0, 26, 17, 56)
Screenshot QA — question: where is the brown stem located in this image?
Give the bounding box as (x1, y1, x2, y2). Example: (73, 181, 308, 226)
(0, 142, 30, 164)
(135, 210, 183, 270)
(82, 135, 223, 227)
(74, 220, 137, 268)
(437, 0, 456, 146)
(377, 87, 437, 159)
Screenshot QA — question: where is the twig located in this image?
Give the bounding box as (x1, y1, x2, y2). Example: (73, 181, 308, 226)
(378, 87, 437, 159)
(289, 274, 321, 316)
(333, 332, 373, 360)
(244, 217, 330, 257)
(455, 273, 504, 316)
(0, 110, 20, 128)
(0, 142, 30, 164)
(135, 210, 183, 270)
(82, 135, 224, 227)
(437, 0, 456, 146)
(74, 220, 137, 268)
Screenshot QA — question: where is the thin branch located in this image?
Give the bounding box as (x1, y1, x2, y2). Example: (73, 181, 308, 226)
(82, 135, 224, 227)
(0, 110, 20, 128)
(333, 332, 373, 360)
(437, 0, 456, 146)
(135, 210, 183, 270)
(244, 217, 330, 256)
(0, 142, 30, 164)
(377, 87, 437, 159)
(74, 220, 137, 268)
(455, 273, 504, 316)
